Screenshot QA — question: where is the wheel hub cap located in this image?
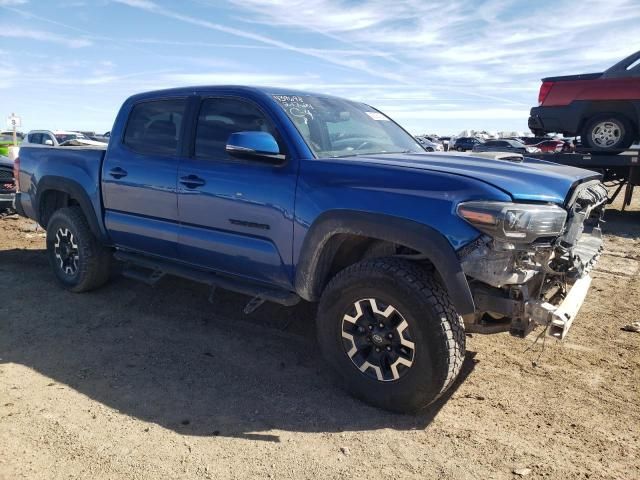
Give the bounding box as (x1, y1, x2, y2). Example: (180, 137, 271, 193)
(341, 298, 415, 382)
(592, 121, 622, 147)
(54, 228, 79, 276)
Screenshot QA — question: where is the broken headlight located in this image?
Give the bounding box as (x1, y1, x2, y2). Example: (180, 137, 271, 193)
(457, 201, 567, 243)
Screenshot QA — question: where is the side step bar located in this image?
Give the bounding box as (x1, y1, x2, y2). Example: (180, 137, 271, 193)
(114, 251, 301, 308)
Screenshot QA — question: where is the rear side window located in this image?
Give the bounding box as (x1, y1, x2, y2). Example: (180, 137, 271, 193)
(28, 133, 42, 144)
(123, 99, 186, 155)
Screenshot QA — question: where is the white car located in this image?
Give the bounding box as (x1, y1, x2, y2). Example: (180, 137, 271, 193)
(416, 137, 444, 151)
(22, 130, 106, 147)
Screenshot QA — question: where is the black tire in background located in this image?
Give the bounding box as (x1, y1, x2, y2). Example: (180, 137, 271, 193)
(46, 206, 112, 293)
(582, 114, 635, 152)
(316, 257, 465, 413)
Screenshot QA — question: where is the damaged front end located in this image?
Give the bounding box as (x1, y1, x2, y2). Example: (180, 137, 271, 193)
(458, 180, 608, 339)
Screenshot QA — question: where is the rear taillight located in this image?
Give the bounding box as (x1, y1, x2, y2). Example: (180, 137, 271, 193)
(13, 156, 19, 192)
(538, 81, 554, 105)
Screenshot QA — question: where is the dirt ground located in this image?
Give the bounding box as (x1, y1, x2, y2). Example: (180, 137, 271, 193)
(0, 193, 638, 480)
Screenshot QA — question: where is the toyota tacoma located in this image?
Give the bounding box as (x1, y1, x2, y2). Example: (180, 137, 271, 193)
(14, 86, 606, 412)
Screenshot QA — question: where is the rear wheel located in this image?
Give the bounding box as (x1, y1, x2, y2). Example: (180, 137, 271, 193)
(316, 257, 465, 413)
(582, 114, 634, 152)
(46, 207, 112, 292)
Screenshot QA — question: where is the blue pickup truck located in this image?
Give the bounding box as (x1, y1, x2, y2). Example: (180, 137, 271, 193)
(14, 86, 607, 412)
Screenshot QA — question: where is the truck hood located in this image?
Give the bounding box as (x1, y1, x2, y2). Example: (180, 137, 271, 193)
(339, 152, 600, 204)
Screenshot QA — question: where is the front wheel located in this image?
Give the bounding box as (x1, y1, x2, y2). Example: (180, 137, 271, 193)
(46, 207, 112, 292)
(316, 258, 465, 413)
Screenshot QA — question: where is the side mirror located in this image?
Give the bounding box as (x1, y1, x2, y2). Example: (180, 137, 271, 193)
(225, 131, 285, 163)
(44, 139, 54, 146)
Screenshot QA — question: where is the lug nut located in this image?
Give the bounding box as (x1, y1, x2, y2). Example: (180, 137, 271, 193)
(386, 346, 391, 351)
(379, 323, 384, 328)
(387, 333, 393, 339)
(375, 347, 381, 352)
(368, 325, 374, 330)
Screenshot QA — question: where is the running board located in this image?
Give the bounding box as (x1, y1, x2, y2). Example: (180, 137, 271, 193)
(114, 251, 300, 308)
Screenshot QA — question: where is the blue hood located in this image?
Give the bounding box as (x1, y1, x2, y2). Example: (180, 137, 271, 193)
(340, 153, 600, 204)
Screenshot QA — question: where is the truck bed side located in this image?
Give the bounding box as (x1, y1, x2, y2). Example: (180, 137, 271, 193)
(17, 145, 109, 241)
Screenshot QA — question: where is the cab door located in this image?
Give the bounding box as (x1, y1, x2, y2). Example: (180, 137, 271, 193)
(102, 98, 187, 259)
(176, 96, 297, 288)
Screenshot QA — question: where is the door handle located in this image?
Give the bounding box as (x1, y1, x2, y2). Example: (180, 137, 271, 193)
(180, 175, 206, 189)
(109, 167, 128, 179)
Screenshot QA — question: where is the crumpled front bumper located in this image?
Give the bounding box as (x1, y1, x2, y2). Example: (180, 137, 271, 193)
(525, 274, 594, 339)
(524, 227, 604, 339)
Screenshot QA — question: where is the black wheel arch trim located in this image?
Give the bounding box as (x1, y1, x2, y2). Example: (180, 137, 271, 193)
(35, 176, 109, 243)
(294, 210, 475, 315)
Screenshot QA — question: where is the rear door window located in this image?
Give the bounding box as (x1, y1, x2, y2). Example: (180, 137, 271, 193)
(123, 99, 186, 155)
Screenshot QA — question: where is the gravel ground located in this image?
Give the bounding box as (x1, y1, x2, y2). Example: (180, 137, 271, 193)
(0, 194, 638, 480)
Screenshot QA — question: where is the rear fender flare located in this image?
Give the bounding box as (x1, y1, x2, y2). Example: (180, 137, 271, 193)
(294, 211, 475, 315)
(36, 176, 108, 243)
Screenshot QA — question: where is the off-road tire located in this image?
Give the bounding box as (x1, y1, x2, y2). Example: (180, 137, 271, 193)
(46, 206, 112, 292)
(316, 257, 465, 413)
(582, 114, 635, 152)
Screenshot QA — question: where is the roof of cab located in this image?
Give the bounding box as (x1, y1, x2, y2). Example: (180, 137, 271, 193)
(125, 85, 345, 103)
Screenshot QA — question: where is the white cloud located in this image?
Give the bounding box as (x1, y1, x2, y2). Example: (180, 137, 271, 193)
(378, 106, 529, 120)
(162, 72, 315, 86)
(0, 25, 92, 47)
(112, 0, 409, 83)
(0, 0, 28, 5)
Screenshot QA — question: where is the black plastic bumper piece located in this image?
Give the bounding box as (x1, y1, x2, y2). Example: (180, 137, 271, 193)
(528, 104, 585, 136)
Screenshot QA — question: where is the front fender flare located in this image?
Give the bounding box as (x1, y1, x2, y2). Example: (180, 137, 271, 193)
(294, 211, 475, 315)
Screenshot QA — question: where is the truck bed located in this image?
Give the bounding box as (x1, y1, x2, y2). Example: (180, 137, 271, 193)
(16, 145, 107, 225)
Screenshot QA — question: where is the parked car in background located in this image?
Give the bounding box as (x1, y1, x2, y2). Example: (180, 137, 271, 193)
(23, 130, 106, 147)
(416, 136, 444, 151)
(438, 136, 452, 151)
(473, 139, 541, 155)
(0, 130, 24, 140)
(0, 154, 15, 210)
(453, 137, 483, 151)
(519, 136, 552, 145)
(529, 49, 640, 152)
(533, 139, 572, 153)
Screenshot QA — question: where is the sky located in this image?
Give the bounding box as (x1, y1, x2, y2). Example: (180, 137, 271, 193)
(1, 0, 639, 135)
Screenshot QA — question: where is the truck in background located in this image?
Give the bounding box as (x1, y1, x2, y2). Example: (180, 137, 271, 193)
(529, 50, 640, 153)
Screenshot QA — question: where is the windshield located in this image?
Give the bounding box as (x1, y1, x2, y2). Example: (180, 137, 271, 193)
(272, 94, 423, 158)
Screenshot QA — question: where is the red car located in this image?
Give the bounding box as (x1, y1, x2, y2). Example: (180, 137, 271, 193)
(529, 50, 640, 152)
(533, 139, 571, 153)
